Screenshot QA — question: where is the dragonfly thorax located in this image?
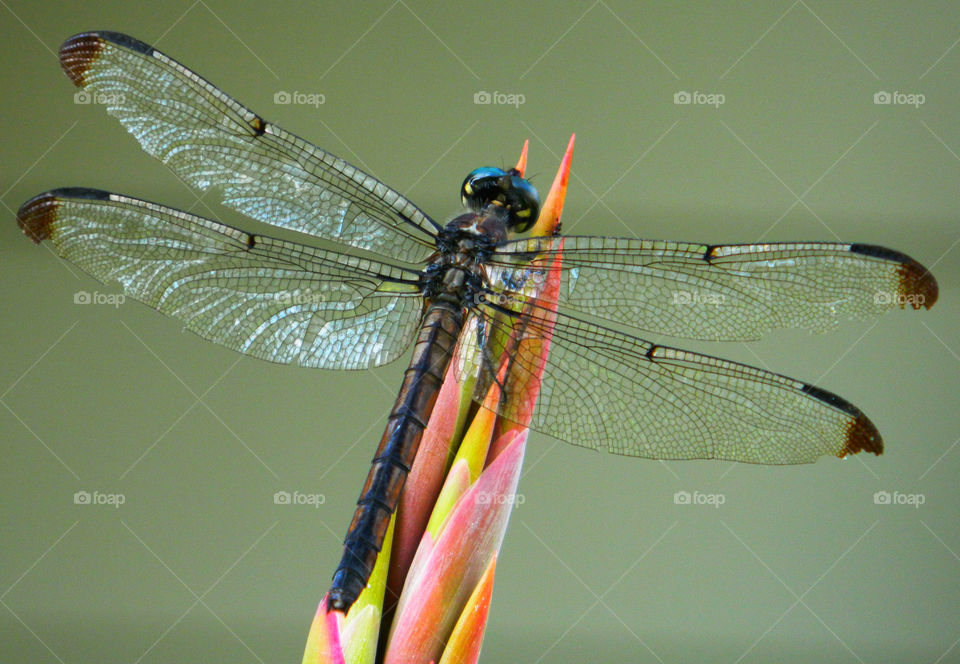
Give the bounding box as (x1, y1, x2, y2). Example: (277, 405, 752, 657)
(437, 208, 510, 254)
(421, 212, 504, 303)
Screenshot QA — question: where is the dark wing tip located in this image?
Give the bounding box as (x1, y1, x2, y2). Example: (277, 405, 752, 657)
(59, 32, 107, 87)
(59, 31, 153, 87)
(17, 187, 110, 244)
(843, 412, 884, 457)
(17, 191, 59, 243)
(849, 243, 939, 310)
(898, 258, 939, 310)
(800, 382, 883, 458)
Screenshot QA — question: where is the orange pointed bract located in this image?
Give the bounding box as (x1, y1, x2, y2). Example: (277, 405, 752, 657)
(532, 133, 574, 237)
(514, 139, 529, 177)
(437, 555, 497, 664)
(491, 137, 572, 457)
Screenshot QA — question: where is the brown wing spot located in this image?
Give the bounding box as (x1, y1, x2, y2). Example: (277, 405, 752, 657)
(16, 192, 59, 244)
(897, 258, 939, 310)
(849, 243, 938, 310)
(842, 412, 884, 458)
(59, 33, 108, 87)
(800, 382, 883, 458)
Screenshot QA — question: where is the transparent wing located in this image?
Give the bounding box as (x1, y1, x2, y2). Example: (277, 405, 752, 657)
(489, 236, 938, 340)
(58, 31, 440, 263)
(17, 188, 425, 369)
(462, 296, 881, 464)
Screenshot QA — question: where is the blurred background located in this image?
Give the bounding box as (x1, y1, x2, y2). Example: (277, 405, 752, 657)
(1, 2, 957, 662)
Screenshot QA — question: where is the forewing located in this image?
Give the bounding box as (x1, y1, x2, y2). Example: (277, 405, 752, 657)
(465, 297, 881, 464)
(17, 188, 424, 369)
(490, 236, 938, 340)
(58, 31, 439, 263)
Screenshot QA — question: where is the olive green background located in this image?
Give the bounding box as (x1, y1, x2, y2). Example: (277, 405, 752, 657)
(2, 2, 958, 662)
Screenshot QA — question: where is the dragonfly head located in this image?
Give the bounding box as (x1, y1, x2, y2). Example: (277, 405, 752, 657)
(460, 166, 540, 233)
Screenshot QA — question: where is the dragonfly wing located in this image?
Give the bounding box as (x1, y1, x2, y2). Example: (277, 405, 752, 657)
(467, 298, 881, 464)
(58, 31, 439, 263)
(490, 236, 938, 340)
(18, 188, 424, 369)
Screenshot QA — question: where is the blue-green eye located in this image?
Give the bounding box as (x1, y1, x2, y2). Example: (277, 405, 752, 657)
(460, 167, 540, 232)
(461, 167, 507, 210)
(506, 175, 540, 233)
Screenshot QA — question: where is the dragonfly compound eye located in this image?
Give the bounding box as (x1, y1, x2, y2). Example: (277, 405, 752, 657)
(461, 167, 507, 211)
(461, 167, 540, 233)
(505, 174, 540, 233)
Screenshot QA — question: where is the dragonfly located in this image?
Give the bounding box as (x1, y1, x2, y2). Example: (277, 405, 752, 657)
(18, 31, 938, 614)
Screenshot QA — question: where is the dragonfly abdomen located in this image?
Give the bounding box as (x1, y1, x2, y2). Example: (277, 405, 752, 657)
(328, 298, 464, 612)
